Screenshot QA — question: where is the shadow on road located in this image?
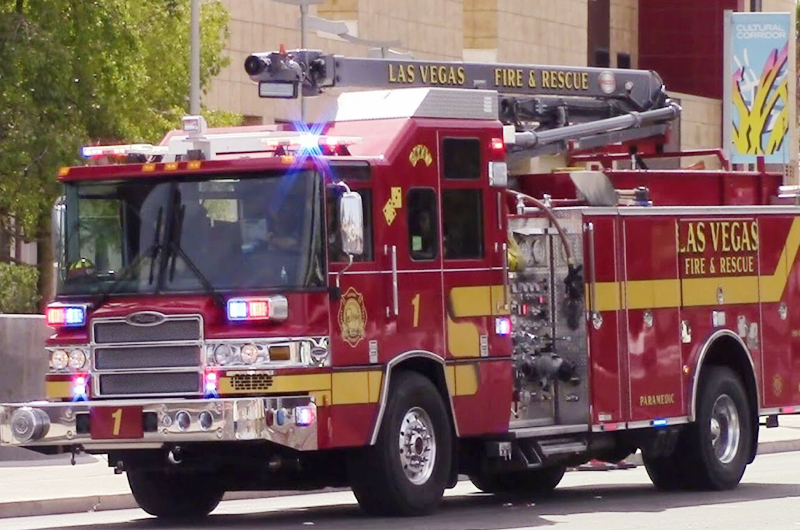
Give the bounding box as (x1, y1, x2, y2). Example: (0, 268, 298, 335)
(28, 481, 800, 530)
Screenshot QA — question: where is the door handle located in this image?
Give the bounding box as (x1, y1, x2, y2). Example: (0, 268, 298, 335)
(391, 245, 399, 317)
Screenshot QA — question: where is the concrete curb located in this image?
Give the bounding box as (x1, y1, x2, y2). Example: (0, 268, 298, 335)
(1, 440, 798, 519)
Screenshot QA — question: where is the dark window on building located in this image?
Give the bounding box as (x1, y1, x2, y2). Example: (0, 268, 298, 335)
(327, 187, 373, 262)
(587, 0, 610, 67)
(407, 188, 438, 261)
(443, 138, 481, 180)
(617, 53, 631, 69)
(593, 49, 610, 68)
(443, 189, 483, 259)
(750, 0, 762, 11)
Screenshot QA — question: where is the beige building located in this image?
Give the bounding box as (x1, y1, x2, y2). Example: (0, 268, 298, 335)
(206, 0, 796, 171)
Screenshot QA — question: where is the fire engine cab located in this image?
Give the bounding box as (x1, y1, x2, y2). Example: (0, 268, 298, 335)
(1, 49, 797, 518)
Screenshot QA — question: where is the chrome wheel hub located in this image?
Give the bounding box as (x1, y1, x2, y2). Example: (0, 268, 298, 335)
(710, 394, 740, 464)
(398, 407, 436, 485)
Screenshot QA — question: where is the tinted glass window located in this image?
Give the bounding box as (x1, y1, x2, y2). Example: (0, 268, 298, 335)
(443, 189, 483, 259)
(408, 188, 438, 261)
(443, 138, 481, 180)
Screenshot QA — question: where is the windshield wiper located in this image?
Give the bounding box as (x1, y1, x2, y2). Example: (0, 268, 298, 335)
(162, 203, 226, 311)
(93, 207, 164, 309)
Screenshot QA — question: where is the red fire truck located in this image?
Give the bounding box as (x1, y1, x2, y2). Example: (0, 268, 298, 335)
(1, 49, 797, 518)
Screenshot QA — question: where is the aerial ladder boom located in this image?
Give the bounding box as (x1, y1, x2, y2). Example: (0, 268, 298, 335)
(244, 49, 681, 156)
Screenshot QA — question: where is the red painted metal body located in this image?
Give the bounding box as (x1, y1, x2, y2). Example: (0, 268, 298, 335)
(46, 109, 800, 453)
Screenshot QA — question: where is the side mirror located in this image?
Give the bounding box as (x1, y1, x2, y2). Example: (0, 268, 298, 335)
(339, 191, 364, 256)
(51, 196, 66, 275)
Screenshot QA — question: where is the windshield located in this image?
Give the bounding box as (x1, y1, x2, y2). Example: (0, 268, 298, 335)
(58, 170, 325, 296)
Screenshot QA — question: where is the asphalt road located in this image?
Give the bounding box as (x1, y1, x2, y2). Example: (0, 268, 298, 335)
(4, 452, 799, 530)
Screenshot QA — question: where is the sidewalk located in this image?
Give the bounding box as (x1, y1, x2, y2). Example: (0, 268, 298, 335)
(1, 415, 799, 519)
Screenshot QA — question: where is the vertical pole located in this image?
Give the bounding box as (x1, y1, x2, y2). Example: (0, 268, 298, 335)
(299, 3, 307, 122)
(722, 10, 732, 170)
(190, 0, 201, 116)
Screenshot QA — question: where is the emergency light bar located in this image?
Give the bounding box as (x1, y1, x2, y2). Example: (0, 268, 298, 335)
(81, 144, 169, 159)
(46, 303, 88, 328)
(227, 296, 289, 322)
(261, 135, 359, 156)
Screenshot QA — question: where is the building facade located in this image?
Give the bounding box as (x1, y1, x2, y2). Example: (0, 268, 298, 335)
(205, 0, 797, 171)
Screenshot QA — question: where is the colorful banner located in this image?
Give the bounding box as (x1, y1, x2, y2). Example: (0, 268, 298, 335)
(725, 12, 791, 164)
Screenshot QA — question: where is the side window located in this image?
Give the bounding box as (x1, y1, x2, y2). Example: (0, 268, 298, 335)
(327, 188, 373, 262)
(443, 189, 483, 259)
(407, 188, 438, 261)
(443, 138, 481, 180)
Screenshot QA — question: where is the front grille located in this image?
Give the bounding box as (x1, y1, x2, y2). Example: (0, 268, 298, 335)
(94, 318, 201, 344)
(99, 372, 200, 396)
(95, 346, 200, 370)
(231, 373, 274, 392)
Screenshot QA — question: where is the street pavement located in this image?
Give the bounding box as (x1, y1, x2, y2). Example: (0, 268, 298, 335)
(1, 415, 799, 521)
(1, 451, 798, 530)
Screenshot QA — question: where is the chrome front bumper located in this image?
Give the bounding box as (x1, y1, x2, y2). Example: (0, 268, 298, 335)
(0, 396, 317, 451)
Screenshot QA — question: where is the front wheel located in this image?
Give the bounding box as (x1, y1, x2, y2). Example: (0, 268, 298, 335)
(127, 469, 224, 519)
(349, 371, 452, 516)
(681, 366, 753, 490)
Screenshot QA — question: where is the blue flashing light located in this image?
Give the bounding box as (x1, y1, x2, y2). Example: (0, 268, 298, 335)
(652, 418, 668, 428)
(71, 375, 88, 402)
(227, 300, 248, 321)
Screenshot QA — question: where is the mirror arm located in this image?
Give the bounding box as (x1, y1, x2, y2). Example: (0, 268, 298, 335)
(336, 254, 354, 289)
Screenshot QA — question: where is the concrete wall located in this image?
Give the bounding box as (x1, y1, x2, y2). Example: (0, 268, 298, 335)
(0, 316, 49, 403)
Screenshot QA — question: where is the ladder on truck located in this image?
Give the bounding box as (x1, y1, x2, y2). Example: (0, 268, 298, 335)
(244, 49, 681, 157)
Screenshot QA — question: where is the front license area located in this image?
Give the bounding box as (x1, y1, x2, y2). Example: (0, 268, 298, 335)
(90, 406, 144, 439)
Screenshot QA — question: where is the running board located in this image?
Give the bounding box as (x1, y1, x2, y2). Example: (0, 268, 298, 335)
(537, 438, 588, 457)
(511, 424, 589, 438)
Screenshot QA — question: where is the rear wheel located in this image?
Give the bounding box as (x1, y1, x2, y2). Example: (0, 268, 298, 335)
(349, 371, 452, 516)
(470, 465, 566, 496)
(127, 469, 224, 519)
(680, 366, 753, 490)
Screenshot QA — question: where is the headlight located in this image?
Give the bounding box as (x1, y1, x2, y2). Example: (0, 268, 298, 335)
(68, 349, 87, 370)
(51, 350, 69, 370)
(240, 344, 259, 364)
(214, 344, 233, 365)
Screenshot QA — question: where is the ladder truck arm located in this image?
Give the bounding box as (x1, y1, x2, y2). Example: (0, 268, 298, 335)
(244, 49, 681, 156)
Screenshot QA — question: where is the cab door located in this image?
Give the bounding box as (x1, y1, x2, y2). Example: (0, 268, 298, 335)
(380, 133, 445, 361)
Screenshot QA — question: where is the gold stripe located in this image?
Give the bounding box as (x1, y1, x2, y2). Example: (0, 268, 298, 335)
(454, 364, 479, 396)
(682, 275, 760, 306)
(445, 366, 455, 395)
(309, 390, 331, 406)
(46, 381, 72, 399)
(444, 363, 479, 396)
(367, 371, 383, 403)
(332, 372, 370, 405)
(625, 279, 681, 309)
(449, 285, 508, 317)
(590, 218, 800, 310)
(446, 315, 480, 358)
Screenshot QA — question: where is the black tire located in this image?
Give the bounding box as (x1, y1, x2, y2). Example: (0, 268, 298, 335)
(127, 469, 224, 519)
(470, 465, 565, 497)
(349, 371, 452, 516)
(642, 451, 687, 491)
(680, 366, 753, 490)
